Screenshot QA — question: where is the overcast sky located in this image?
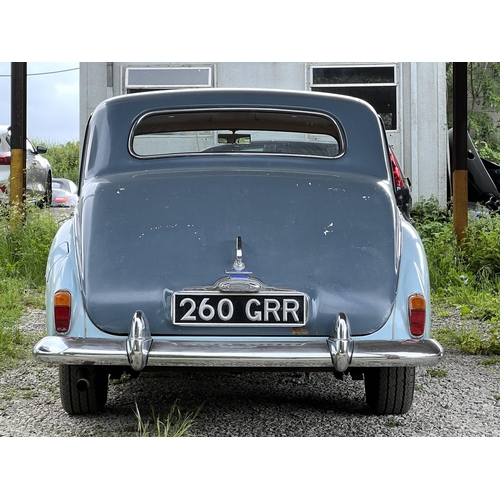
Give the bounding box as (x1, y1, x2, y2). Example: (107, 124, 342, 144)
(0, 62, 79, 144)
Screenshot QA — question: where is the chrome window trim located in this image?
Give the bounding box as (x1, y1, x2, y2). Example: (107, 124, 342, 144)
(128, 107, 346, 160)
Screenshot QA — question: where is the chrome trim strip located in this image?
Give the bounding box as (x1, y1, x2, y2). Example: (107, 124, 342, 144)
(34, 336, 443, 369)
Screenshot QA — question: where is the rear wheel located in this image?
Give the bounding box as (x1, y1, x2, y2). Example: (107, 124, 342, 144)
(59, 365, 109, 415)
(364, 367, 415, 415)
(39, 172, 52, 208)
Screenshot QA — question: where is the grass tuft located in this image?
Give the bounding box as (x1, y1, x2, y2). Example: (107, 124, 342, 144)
(426, 368, 448, 378)
(134, 401, 201, 437)
(433, 327, 500, 356)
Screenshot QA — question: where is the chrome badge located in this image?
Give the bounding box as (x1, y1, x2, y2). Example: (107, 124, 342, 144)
(231, 236, 246, 272)
(171, 236, 309, 326)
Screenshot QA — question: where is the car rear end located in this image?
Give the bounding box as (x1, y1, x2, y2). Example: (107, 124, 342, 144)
(34, 89, 443, 415)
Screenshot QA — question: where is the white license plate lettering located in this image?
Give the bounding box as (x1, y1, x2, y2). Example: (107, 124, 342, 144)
(217, 298, 234, 321)
(179, 297, 197, 321)
(283, 299, 300, 322)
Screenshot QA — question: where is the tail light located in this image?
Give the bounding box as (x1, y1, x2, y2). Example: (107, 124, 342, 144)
(54, 196, 70, 204)
(0, 153, 11, 165)
(54, 290, 72, 333)
(389, 146, 406, 190)
(1, 153, 11, 193)
(408, 294, 426, 337)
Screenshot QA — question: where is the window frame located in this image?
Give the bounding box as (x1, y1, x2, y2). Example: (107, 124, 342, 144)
(309, 63, 399, 131)
(128, 107, 346, 160)
(124, 65, 214, 93)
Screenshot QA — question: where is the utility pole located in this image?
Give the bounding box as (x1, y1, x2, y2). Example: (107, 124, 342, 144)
(452, 62, 468, 244)
(10, 62, 27, 227)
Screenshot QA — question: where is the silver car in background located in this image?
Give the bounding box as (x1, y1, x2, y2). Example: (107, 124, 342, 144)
(51, 178, 79, 207)
(0, 125, 52, 206)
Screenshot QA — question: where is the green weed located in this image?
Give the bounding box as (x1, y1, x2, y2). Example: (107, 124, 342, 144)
(426, 368, 448, 378)
(479, 357, 500, 366)
(433, 326, 500, 355)
(386, 417, 405, 427)
(135, 401, 201, 437)
(413, 198, 500, 352)
(0, 207, 58, 287)
(0, 207, 57, 370)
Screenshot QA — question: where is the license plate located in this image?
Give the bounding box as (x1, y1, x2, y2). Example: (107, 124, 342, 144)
(172, 291, 308, 326)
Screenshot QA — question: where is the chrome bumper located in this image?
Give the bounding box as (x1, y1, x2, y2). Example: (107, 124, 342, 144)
(34, 311, 443, 371)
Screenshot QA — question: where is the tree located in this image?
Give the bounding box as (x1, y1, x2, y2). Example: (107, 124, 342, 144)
(447, 62, 500, 163)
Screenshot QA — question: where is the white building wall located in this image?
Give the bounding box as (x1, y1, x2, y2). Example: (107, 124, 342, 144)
(399, 62, 448, 203)
(215, 62, 306, 89)
(79, 62, 447, 205)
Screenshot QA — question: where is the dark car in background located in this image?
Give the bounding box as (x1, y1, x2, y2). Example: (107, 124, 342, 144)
(449, 129, 500, 213)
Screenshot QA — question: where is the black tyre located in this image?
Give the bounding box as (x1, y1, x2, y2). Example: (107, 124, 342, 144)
(59, 365, 109, 415)
(364, 366, 415, 415)
(39, 172, 52, 208)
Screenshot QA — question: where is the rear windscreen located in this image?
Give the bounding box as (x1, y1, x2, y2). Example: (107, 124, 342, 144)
(131, 109, 343, 158)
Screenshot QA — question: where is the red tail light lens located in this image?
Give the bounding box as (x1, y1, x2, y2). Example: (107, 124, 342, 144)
(54, 290, 72, 333)
(54, 196, 70, 203)
(389, 147, 406, 190)
(0, 185, 6, 193)
(408, 294, 426, 337)
(0, 153, 11, 165)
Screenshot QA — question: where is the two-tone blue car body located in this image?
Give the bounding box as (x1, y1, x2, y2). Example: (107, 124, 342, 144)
(34, 88, 443, 415)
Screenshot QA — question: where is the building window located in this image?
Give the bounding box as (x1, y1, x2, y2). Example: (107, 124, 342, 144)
(310, 64, 398, 130)
(125, 66, 213, 93)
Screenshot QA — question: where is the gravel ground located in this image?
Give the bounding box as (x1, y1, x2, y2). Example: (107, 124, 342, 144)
(1, 308, 499, 437)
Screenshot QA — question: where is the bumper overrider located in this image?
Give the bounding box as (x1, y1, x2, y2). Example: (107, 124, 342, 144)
(34, 311, 443, 371)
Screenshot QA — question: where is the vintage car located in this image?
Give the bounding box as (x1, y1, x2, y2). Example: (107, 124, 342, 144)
(34, 88, 443, 416)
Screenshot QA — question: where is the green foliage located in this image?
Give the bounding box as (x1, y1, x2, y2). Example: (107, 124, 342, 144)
(412, 197, 461, 294)
(35, 140, 80, 183)
(426, 368, 448, 378)
(413, 197, 500, 286)
(0, 207, 58, 369)
(462, 215, 500, 279)
(433, 327, 500, 356)
(386, 417, 405, 427)
(479, 357, 500, 366)
(0, 207, 58, 287)
(135, 401, 200, 437)
(467, 62, 500, 114)
(413, 197, 500, 338)
(447, 62, 500, 163)
(0, 277, 26, 368)
(475, 140, 500, 165)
